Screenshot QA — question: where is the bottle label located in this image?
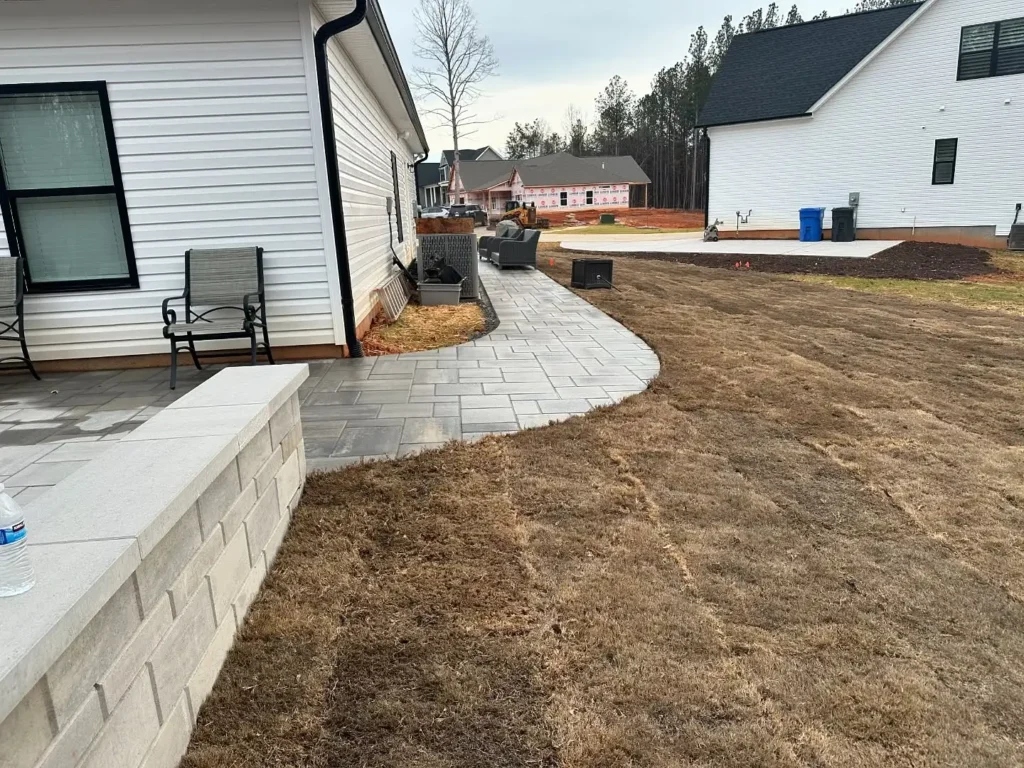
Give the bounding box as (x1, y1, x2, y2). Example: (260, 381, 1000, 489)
(0, 522, 26, 546)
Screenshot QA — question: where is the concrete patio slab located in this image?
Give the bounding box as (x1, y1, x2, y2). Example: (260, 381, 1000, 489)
(561, 237, 902, 258)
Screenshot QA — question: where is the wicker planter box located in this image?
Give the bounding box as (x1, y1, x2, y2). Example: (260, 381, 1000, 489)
(419, 281, 465, 306)
(418, 233, 479, 300)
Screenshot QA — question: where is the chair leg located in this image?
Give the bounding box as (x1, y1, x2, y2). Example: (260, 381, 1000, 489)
(169, 342, 179, 390)
(19, 332, 40, 381)
(261, 324, 275, 365)
(249, 333, 258, 366)
(187, 337, 202, 370)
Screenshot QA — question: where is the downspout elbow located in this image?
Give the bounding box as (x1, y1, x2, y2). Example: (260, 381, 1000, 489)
(412, 152, 428, 219)
(315, 0, 368, 357)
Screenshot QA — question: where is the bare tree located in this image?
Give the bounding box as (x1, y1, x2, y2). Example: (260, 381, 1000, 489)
(413, 0, 498, 203)
(563, 104, 589, 156)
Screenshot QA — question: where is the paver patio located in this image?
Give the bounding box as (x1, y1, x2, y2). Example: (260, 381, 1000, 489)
(1, 260, 658, 488)
(299, 260, 660, 471)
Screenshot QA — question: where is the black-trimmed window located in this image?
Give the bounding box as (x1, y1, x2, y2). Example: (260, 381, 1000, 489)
(958, 17, 1024, 80)
(560, 191, 568, 207)
(932, 138, 958, 185)
(390, 151, 404, 243)
(0, 82, 137, 293)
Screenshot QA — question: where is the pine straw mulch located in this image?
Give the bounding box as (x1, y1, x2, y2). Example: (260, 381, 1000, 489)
(360, 302, 486, 356)
(183, 254, 1024, 768)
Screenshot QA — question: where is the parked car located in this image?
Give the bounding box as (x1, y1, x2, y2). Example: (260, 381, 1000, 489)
(421, 206, 448, 219)
(447, 204, 487, 226)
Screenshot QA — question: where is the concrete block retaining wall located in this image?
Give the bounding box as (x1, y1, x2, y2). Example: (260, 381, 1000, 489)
(0, 365, 309, 768)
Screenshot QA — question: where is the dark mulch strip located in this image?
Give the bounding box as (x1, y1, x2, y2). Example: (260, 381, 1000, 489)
(472, 278, 500, 340)
(569, 241, 998, 281)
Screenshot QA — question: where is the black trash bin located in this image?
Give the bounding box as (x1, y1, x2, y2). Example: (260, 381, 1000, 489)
(832, 207, 856, 242)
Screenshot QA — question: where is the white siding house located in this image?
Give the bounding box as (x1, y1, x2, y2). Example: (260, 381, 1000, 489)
(0, 0, 425, 365)
(701, 0, 1023, 246)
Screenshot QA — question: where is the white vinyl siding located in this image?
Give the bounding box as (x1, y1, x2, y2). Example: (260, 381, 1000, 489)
(0, 0, 332, 361)
(317, 7, 417, 330)
(707, 0, 1023, 237)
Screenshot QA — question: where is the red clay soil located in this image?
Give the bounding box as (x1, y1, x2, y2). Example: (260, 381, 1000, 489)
(544, 208, 703, 229)
(576, 241, 998, 281)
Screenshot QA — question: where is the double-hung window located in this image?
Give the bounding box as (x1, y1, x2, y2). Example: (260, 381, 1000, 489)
(958, 17, 1024, 80)
(932, 139, 958, 185)
(0, 82, 137, 292)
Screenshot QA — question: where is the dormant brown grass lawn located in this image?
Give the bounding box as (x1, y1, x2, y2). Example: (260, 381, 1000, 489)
(183, 253, 1024, 768)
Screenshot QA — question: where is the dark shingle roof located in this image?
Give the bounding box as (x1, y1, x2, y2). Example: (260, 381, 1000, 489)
(440, 148, 496, 165)
(416, 162, 440, 188)
(698, 4, 922, 128)
(516, 153, 651, 186)
(453, 153, 650, 192)
(456, 160, 518, 191)
(578, 155, 651, 184)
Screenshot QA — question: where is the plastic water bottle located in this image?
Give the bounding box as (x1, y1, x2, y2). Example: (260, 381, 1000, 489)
(0, 483, 34, 597)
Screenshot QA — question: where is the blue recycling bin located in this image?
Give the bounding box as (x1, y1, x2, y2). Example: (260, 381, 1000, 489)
(799, 207, 826, 242)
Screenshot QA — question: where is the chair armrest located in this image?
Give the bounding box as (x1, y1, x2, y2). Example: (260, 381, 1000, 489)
(161, 293, 186, 326)
(242, 293, 260, 324)
(498, 240, 524, 256)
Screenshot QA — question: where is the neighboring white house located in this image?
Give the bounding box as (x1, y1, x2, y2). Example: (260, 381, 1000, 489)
(0, 0, 427, 366)
(437, 146, 503, 204)
(699, 0, 1023, 247)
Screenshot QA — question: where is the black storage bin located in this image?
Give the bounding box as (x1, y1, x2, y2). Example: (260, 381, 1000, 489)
(832, 207, 856, 242)
(572, 259, 613, 289)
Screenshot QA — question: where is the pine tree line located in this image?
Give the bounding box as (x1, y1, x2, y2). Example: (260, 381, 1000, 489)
(505, 0, 914, 210)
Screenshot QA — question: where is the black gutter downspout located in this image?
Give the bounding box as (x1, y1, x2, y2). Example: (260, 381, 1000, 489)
(315, 0, 368, 358)
(412, 153, 428, 208)
(703, 129, 711, 229)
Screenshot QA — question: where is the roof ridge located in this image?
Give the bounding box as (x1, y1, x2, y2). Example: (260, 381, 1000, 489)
(739, 2, 923, 37)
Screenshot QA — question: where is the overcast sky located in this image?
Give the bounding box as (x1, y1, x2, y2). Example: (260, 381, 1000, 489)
(382, 0, 858, 160)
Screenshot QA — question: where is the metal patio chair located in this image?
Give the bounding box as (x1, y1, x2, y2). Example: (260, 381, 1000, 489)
(0, 258, 40, 380)
(161, 247, 274, 389)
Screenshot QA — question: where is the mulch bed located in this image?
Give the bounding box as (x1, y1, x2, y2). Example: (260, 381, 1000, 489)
(578, 241, 999, 281)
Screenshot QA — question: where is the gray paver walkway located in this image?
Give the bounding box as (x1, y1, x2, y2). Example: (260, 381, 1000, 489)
(301, 260, 660, 472)
(1, 261, 659, 487)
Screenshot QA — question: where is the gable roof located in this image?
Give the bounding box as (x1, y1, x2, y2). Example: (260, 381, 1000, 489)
(698, 3, 923, 128)
(452, 153, 651, 192)
(440, 147, 500, 166)
(516, 153, 651, 186)
(455, 160, 518, 191)
(578, 156, 651, 184)
(415, 161, 440, 188)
